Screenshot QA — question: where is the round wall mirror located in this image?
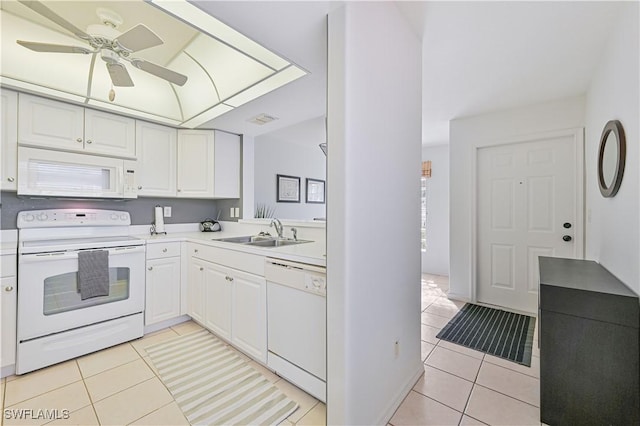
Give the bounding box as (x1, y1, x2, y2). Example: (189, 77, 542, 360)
(598, 120, 626, 197)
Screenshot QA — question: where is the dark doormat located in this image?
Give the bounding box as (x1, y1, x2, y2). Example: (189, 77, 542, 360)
(436, 303, 536, 366)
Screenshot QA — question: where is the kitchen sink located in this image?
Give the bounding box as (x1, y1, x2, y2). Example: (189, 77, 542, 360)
(213, 235, 311, 248)
(214, 235, 272, 244)
(247, 239, 311, 247)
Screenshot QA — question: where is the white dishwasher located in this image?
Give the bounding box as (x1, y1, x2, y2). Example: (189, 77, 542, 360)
(265, 258, 326, 402)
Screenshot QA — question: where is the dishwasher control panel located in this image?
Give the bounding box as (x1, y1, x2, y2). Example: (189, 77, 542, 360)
(265, 258, 326, 297)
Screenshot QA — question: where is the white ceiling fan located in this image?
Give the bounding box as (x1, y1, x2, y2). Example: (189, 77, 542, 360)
(15, 0, 188, 87)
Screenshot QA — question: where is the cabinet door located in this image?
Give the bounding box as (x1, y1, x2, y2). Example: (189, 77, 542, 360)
(1, 276, 17, 369)
(18, 93, 84, 152)
(136, 121, 177, 196)
(145, 257, 181, 326)
(1, 90, 18, 190)
(204, 263, 232, 340)
(84, 109, 136, 158)
(177, 130, 214, 198)
(188, 257, 206, 324)
(232, 270, 267, 362)
(213, 130, 240, 198)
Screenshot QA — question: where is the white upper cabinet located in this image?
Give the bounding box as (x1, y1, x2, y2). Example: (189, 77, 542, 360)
(84, 109, 136, 158)
(177, 130, 215, 198)
(1, 90, 18, 190)
(136, 121, 177, 197)
(18, 93, 135, 159)
(213, 130, 241, 199)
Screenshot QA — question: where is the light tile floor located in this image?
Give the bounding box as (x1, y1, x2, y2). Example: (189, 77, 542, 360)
(0, 321, 325, 426)
(389, 273, 541, 426)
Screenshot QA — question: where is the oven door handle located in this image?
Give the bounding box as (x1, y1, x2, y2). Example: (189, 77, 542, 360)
(20, 245, 145, 263)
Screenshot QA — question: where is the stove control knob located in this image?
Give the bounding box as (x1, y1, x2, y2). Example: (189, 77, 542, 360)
(110, 213, 118, 220)
(37, 213, 48, 221)
(120, 214, 127, 221)
(24, 213, 34, 222)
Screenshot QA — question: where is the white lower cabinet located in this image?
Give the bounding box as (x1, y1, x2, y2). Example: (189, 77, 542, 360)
(145, 243, 181, 326)
(188, 257, 206, 324)
(1, 254, 17, 375)
(188, 244, 267, 363)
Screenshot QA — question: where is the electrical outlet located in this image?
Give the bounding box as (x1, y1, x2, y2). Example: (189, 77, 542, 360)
(163, 206, 172, 217)
(230, 207, 235, 218)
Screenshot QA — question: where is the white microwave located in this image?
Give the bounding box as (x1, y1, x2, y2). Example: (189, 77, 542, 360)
(17, 147, 137, 199)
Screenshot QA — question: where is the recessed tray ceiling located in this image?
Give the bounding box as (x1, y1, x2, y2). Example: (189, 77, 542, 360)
(0, 0, 307, 128)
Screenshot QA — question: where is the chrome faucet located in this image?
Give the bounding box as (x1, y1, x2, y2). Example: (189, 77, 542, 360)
(270, 218, 283, 238)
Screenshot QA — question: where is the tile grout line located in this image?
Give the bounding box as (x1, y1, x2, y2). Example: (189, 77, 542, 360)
(4, 377, 85, 410)
(125, 399, 178, 426)
(79, 349, 143, 379)
(472, 382, 540, 409)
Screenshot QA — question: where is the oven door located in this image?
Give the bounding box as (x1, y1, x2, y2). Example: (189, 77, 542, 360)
(18, 245, 145, 341)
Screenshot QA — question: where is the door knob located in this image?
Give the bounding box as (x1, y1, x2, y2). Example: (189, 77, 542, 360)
(563, 235, 572, 242)
(86, 140, 93, 144)
(5, 286, 14, 292)
(563, 222, 572, 229)
(7, 177, 14, 182)
(148, 266, 153, 271)
(76, 138, 82, 143)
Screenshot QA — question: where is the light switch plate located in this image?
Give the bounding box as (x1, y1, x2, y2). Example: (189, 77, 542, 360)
(234, 207, 240, 217)
(230, 207, 235, 218)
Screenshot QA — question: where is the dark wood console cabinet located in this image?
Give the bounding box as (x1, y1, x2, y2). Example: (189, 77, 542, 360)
(539, 257, 639, 425)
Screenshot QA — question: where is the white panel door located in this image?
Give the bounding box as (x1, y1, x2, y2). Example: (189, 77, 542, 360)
(177, 130, 214, 198)
(231, 270, 266, 362)
(1, 90, 18, 190)
(84, 109, 136, 158)
(477, 135, 582, 313)
(18, 93, 84, 152)
(204, 262, 232, 340)
(136, 121, 177, 196)
(213, 130, 240, 198)
(145, 257, 181, 325)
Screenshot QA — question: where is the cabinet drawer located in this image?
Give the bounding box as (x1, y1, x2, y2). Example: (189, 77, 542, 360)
(146, 242, 181, 259)
(189, 243, 264, 276)
(1, 254, 17, 277)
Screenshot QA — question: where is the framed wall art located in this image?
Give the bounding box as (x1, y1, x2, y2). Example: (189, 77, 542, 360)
(277, 174, 300, 203)
(306, 178, 325, 204)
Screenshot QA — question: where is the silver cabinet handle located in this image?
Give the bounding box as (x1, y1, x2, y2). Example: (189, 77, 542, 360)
(199, 267, 204, 271)
(162, 248, 168, 253)
(194, 249, 199, 253)
(5, 286, 14, 292)
(86, 140, 93, 144)
(138, 185, 142, 190)
(76, 138, 82, 143)
(225, 276, 234, 282)
(148, 266, 153, 271)
(177, 189, 182, 192)
(7, 177, 15, 182)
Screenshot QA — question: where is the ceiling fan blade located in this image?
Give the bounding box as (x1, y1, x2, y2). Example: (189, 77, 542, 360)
(17, 40, 91, 54)
(18, 0, 91, 40)
(131, 59, 188, 86)
(106, 63, 134, 87)
(114, 24, 163, 53)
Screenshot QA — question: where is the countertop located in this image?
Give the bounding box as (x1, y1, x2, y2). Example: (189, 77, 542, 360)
(134, 231, 326, 267)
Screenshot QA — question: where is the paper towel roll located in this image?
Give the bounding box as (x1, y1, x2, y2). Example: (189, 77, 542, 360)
(154, 206, 165, 233)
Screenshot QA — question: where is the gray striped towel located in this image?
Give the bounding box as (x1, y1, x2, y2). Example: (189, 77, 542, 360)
(78, 250, 110, 300)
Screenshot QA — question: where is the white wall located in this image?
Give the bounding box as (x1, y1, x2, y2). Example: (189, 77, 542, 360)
(253, 137, 326, 220)
(327, 3, 422, 424)
(449, 96, 585, 301)
(584, 2, 639, 292)
(422, 145, 450, 276)
(241, 135, 254, 220)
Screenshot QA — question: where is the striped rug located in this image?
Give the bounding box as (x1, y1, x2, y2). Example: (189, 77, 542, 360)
(436, 303, 536, 366)
(145, 329, 298, 425)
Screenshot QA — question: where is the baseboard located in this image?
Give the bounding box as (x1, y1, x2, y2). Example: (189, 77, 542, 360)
(377, 362, 424, 425)
(144, 315, 190, 334)
(1, 364, 15, 378)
